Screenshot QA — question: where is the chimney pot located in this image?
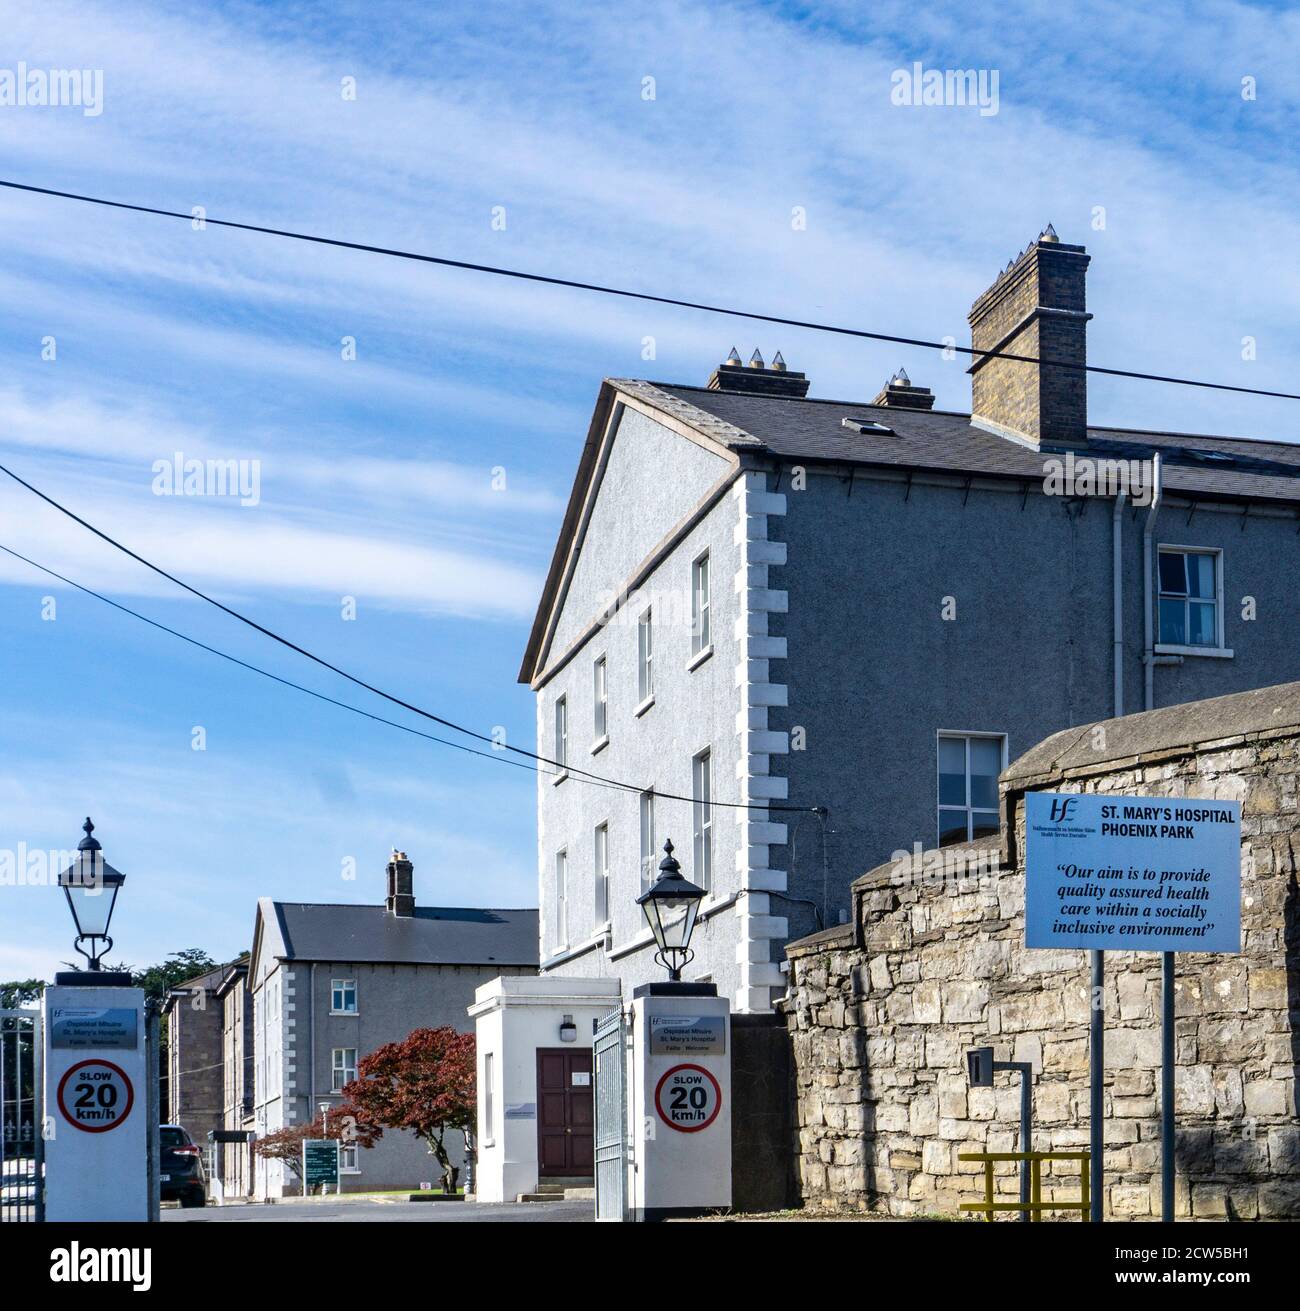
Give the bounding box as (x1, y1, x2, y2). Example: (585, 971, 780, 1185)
(872, 370, 935, 410)
(707, 349, 810, 398)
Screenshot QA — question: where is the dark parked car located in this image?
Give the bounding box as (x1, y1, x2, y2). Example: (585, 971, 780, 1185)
(159, 1124, 206, 1207)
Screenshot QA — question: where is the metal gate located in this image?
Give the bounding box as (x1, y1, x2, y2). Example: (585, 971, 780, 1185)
(592, 1007, 626, 1222)
(0, 1010, 43, 1222)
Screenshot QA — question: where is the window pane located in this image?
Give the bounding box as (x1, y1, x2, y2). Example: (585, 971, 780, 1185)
(1187, 554, 1215, 599)
(640, 792, 655, 887)
(1188, 601, 1216, 646)
(1158, 598, 1186, 645)
(938, 809, 968, 847)
(969, 738, 1001, 809)
(693, 555, 710, 652)
(594, 825, 609, 922)
(938, 737, 966, 806)
(1158, 552, 1186, 594)
(593, 659, 607, 738)
(971, 811, 999, 840)
(638, 613, 653, 699)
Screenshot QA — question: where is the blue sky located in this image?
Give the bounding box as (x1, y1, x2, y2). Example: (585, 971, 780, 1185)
(1, 0, 1297, 980)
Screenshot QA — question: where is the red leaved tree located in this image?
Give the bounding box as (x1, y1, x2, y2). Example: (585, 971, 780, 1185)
(342, 1026, 475, 1193)
(253, 1104, 380, 1185)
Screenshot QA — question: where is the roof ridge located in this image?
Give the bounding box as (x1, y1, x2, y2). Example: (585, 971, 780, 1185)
(642, 380, 1299, 450)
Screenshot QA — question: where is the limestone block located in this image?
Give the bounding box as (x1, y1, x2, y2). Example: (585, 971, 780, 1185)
(1247, 968, 1288, 1011)
(1177, 1065, 1216, 1116)
(1036, 1082, 1072, 1125)
(908, 1096, 939, 1137)
(1258, 1179, 1300, 1219)
(941, 981, 989, 1024)
(1200, 961, 1249, 1014)
(1045, 1037, 1089, 1075)
(922, 1140, 953, 1176)
(912, 981, 942, 1024)
(1267, 1127, 1300, 1173)
(1107, 1027, 1160, 1070)
(1110, 1183, 1153, 1217)
(967, 1087, 997, 1122)
(1212, 1067, 1244, 1117)
(1112, 1069, 1154, 1096)
(1243, 1078, 1290, 1118)
(1115, 971, 1149, 1021)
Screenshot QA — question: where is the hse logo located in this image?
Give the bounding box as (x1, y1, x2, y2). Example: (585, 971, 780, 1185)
(654, 1063, 722, 1133)
(1049, 797, 1079, 822)
(50, 1243, 151, 1292)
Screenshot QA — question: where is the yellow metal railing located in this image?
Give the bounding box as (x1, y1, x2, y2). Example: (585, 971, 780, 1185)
(958, 1151, 1091, 1222)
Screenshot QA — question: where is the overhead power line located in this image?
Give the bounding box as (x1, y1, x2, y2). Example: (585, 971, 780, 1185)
(2, 178, 1297, 402)
(0, 540, 554, 781)
(0, 479, 814, 815)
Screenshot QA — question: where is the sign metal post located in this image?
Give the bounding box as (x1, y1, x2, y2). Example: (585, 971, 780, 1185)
(1090, 949, 1104, 1223)
(1161, 950, 1175, 1220)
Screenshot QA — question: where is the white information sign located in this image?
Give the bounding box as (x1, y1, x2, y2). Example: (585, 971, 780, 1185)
(1025, 792, 1241, 953)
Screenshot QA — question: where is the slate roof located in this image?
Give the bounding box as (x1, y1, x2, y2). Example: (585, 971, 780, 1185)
(640, 382, 1300, 505)
(265, 902, 539, 967)
(161, 962, 230, 1013)
(521, 376, 1300, 684)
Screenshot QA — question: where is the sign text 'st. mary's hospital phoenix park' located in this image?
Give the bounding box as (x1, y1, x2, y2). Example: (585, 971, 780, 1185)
(1025, 793, 1242, 954)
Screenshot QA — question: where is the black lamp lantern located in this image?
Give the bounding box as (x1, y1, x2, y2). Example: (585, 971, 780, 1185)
(57, 818, 125, 970)
(635, 839, 706, 982)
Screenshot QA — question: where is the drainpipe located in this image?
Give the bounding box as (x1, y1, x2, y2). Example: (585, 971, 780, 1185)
(1142, 453, 1163, 712)
(309, 963, 317, 1124)
(1112, 492, 1126, 718)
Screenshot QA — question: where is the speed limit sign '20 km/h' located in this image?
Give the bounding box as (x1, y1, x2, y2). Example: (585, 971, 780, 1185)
(654, 1063, 722, 1133)
(57, 1058, 135, 1133)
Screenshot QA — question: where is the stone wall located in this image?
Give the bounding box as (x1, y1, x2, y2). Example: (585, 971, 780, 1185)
(783, 683, 1300, 1220)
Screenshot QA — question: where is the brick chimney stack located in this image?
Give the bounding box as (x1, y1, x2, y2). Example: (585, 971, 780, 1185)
(872, 368, 935, 410)
(386, 849, 415, 917)
(967, 225, 1091, 449)
(707, 347, 810, 398)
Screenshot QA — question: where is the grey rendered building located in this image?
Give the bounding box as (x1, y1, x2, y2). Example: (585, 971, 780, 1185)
(249, 850, 537, 1195)
(519, 227, 1300, 1015)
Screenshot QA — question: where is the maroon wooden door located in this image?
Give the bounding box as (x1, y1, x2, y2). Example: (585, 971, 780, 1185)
(536, 1049, 594, 1178)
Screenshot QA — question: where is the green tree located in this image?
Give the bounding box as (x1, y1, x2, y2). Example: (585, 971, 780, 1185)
(102, 949, 221, 1121)
(0, 979, 44, 1010)
(108, 948, 219, 1002)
